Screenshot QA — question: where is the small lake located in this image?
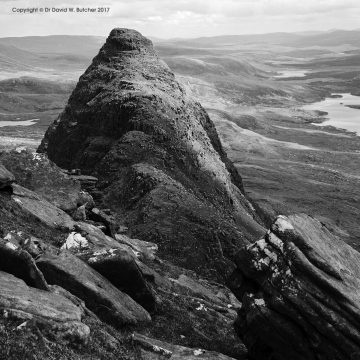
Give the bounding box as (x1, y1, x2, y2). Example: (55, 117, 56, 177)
(303, 93, 360, 134)
(0, 119, 39, 128)
(274, 70, 308, 78)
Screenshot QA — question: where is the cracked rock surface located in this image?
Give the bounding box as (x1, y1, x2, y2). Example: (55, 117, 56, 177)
(233, 214, 360, 360)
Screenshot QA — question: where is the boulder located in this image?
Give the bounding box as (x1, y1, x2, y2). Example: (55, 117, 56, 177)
(11, 184, 75, 231)
(63, 222, 157, 311)
(0, 164, 15, 189)
(78, 247, 156, 312)
(133, 332, 237, 360)
(234, 214, 360, 360)
(0, 239, 49, 290)
(61, 232, 89, 251)
(0, 151, 85, 213)
(72, 204, 87, 221)
(74, 221, 110, 245)
(71, 222, 137, 256)
(6, 232, 50, 260)
(3, 230, 43, 258)
(36, 250, 151, 327)
(89, 208, 118, 237)
(0, 271, 89, 344)
(77, 191, 95, 209)
(115, 233, 158, 260)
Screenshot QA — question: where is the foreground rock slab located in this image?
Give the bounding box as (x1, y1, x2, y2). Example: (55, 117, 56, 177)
(133, 332, 237, 360)
(115, 233, 158, 260)
(79, 247, 156, 312)
(11, 184, 75, 231)
(0, 271, 89, 343)
(234, 214, 360, 360)
(0, 150, 92, 213)
(0, 239, 49, 290)
(36, 250, 151, 327)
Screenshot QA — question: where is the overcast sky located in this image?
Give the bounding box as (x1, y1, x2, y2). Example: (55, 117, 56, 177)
(0, 0, 359, 38)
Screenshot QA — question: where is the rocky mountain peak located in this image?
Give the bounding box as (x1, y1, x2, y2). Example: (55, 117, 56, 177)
(104, 28, 155, 54)
(38, 28, 264, 279)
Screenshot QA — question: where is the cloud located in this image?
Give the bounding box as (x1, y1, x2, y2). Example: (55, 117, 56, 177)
(262, 0, 359, 16)
(0, 0, 359, 37)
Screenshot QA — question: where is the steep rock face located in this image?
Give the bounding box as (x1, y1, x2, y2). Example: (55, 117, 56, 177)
(39, 28, 264, 279)
(233, 214, 360, 360)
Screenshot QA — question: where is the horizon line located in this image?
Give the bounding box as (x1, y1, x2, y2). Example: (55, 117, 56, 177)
(0, 27, 359, 41)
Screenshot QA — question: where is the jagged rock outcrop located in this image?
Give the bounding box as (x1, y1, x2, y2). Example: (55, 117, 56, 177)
(233, 214, 360, 360)
(38, 28, 264, 280)
(0, 150, 91, 213)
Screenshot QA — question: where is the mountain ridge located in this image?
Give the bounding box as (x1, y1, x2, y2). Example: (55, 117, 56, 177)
(1, 27, 360, 360)
(38, 28, 265, 280)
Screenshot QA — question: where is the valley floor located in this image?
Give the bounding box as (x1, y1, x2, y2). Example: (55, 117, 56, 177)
(169, 44, 360, 251)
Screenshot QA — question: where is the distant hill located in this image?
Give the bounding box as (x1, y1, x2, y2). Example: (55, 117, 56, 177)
(0, 36, 104, 73)
(1, 30, 359, 68)
(159, 29, 360, 49)
(0, 43, 41, 71)
(0, 77, 74, 94)
(283, 30, 360, 48)
(0, 35, 105, 57)
(0, 76, 74, 113)
(1, 29, 360, 81)
(171, 32, 305, 47)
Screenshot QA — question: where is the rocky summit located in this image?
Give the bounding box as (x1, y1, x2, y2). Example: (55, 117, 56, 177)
(39, 28, 264, 280)
(1, 28, 360, 360)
